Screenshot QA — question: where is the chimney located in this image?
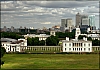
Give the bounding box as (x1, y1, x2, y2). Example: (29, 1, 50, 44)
(83, 37, 86, 41)
(83, 37, 87, 41)
(85, 38, 87, 41)
(66, 37, 69, 41)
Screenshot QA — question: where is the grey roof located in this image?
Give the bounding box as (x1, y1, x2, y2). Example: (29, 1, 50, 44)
(62, 39, 92, 43)
(1, 38, 17, 42)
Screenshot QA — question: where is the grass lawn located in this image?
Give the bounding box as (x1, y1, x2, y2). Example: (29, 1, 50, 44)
(1, 54, 99, 69)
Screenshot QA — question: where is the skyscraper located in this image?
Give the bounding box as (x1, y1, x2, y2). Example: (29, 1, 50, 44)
(76, 12, 81, 27)
(81, 15, 89, 26)
(61, 19, 67, 27)
(89, 15, 95, 26)
(61, 18, 72, 32)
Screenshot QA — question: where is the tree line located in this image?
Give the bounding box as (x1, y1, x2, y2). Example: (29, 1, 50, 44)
(27, 35, 59, 46)
(1, 32, 24, 39)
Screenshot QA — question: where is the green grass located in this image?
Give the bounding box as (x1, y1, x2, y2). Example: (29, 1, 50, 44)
(1, 54, 99, 69)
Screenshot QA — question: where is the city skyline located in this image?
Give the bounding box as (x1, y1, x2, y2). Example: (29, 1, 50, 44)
(1, 1, 99, 29)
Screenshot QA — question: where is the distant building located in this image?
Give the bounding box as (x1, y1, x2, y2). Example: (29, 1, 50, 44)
(3, 26, 7, 32)
(11, 26, 14, 32)
(76, 12, 81, 27)
(81, 18, 89, 26)
(61, 18, 72, 32)
(24, 31, 56, 41)
(89, 15, 95, 27)
(1, 38, 27, 52)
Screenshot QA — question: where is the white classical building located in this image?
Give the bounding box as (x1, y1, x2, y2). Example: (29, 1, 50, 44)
(62, 37, 92, 52)
(24, 31, 56, 41)
(1, 38, 27, 52)
(62, 27, 92, 52)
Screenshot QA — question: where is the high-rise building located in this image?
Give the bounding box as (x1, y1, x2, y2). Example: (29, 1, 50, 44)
(3, 26, 7, 32)
(76, 12, 81, 27)
(11, 26, 14, 32)
(66, 18, 72, 28)
(82, 18, 89, 26)
(89, 15, 95, 26)
(61, 18, 72, 32)
(61, 19, 67, 27)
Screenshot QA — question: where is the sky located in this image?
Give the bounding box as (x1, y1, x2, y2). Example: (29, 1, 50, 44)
(1, 1, 100, 29)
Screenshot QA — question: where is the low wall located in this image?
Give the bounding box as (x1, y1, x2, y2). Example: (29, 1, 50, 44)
(25, 46, 62, 53)
(27, 46, 61, 47)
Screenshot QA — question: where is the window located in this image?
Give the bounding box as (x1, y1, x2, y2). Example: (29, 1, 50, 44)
(73, 43, 74, 46)
(81, 48, 82, 51)
(84, 44, 85, 46)
(73, 48, 74, 51)
(65, 43, 66, 46)
(8, 48, 9, 50)
(84, 48, 86, 51)
(77, 48, 78, 51)
(69, 44, 71, 46)
(81, 43, 82, 46)
(75, 48, 76, 51)
(79, 48, 80, 51)
(65, 48, 66, 51)
(69, 48, 71, 50)
(88, 48, 90, 51)
(88, 44, 90, 46)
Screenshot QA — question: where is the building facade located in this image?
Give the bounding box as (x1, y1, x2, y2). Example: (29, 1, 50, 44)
(24, 31, 55, 41)
(1, 38, 27, 52)
(76, 13, 81, 27)
(62, 37, 92, 52)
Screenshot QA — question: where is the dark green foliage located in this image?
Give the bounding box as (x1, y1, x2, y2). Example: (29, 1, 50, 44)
(78, 35, 87, 40)
(0, 47, 6, 58)
(87, 37, 92, 41)
(0, 46, 6, 65)
(39, 40, 45, 46)
(56, 32, 75, 39)
(92, 39, 100, 46)
(46, 35, 59, 46)
(27, 37, 45, 46)
(1, 32, 24, 39)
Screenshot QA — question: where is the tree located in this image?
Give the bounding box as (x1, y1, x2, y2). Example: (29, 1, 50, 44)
(92, 39, 100, 46)
(39, 40, 45, 46)
(27, 37, 32, 46)
(46, 35, 59, 46)
(0, 46, 6, 65)
(87, 37, 92, 41)
(78, 35, 86, 40)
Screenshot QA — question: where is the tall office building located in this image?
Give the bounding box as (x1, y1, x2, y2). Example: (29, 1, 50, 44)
(82, 18, 89, 26)
(81, 15, 89, 26)
(11, 26, 14, 32)
(61, 19, 72, 32)
(3, 26, 7, 32)
(76, 12, 81, 27)
(61, 19, 67, 27)
(89, 15, 95, 26)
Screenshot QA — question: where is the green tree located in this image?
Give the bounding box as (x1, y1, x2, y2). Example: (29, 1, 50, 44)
(46, 35, 59, 46)
(0, 46, 6, 65)
(39, 40, 45, 46)
(92, 39, 100, 46)
(87, 37, 92, 41)
(78, 35, 86, 40)
(27, 37, 33, 46)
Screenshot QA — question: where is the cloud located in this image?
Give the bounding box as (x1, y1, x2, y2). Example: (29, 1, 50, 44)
(1, 1, 99, 29)
(41, 22, 51, 24)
